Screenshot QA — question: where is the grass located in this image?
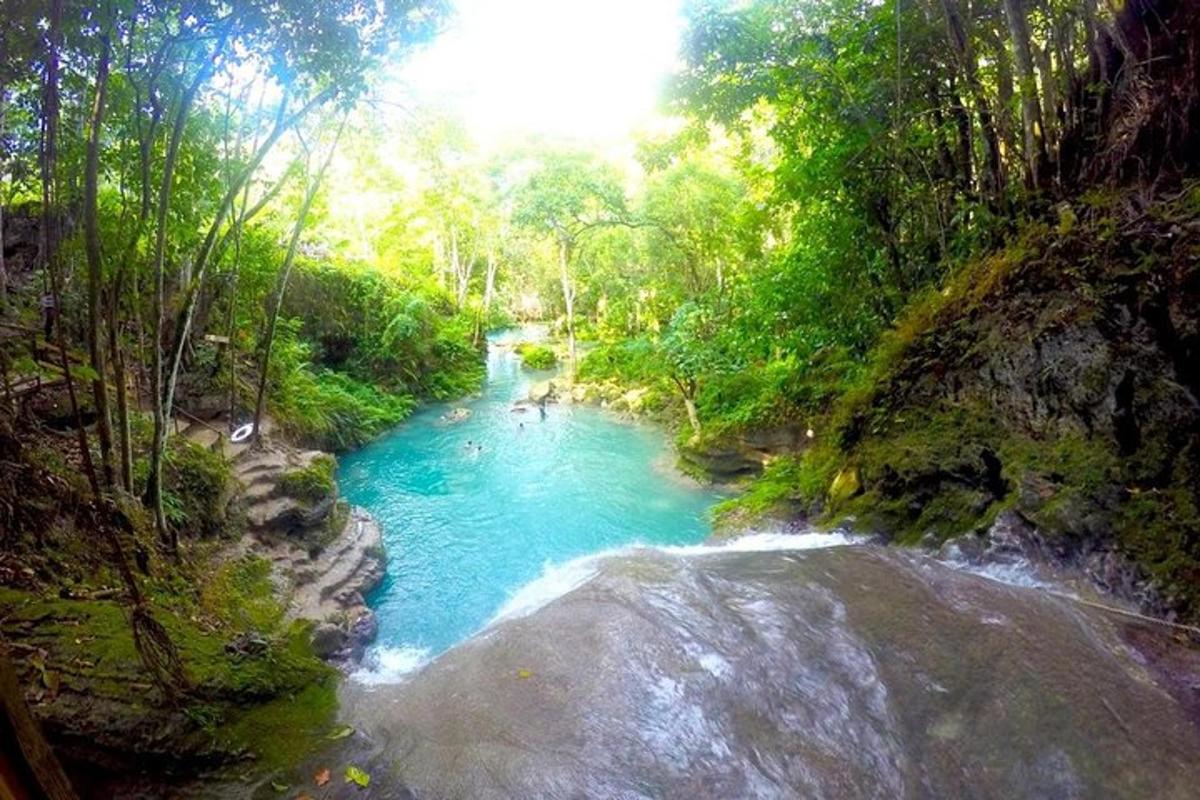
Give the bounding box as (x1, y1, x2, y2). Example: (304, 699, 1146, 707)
(278, 455, 338, 503)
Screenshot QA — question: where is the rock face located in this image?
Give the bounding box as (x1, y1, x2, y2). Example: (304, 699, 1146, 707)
(235, 447, 336, 536)
(819, 202, 1200, 617)
(230, 446, 386, 663)
(680, 425, 811, 480)
(318, 543, 1200, 799)
(527, 380, 556, 404)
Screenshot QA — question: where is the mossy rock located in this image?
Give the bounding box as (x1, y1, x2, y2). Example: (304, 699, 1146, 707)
(278, 455, 337, 504)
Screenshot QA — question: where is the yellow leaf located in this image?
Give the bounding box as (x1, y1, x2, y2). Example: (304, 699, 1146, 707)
(345, 765, 370, 788)
(516, 668, 532, 679)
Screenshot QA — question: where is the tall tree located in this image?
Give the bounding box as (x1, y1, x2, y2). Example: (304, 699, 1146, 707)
(513, 151, 626, 366)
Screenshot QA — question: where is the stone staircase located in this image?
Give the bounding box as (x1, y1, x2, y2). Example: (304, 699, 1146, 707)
(221, 442, 386, 661)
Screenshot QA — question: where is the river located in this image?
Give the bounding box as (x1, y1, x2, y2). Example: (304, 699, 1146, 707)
(338, 325, 721, 679)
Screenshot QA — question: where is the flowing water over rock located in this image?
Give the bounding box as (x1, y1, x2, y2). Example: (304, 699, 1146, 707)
(314, 538, 1199, 799)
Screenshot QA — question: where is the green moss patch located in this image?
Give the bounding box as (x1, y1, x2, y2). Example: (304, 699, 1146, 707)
(278, 454, 338, 503)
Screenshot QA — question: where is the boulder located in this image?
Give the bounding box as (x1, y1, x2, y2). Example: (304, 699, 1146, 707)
(310, 622, 348, 658)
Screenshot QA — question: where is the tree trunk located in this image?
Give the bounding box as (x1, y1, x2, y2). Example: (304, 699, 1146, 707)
(146, 53, 218, 548)
(992, 31, 1019, 169)
(682, 394, 701, 435)
(42, 0, 100, 498)
(432, 233, 446, 288)
(84, 33, 115, 487)
(1001, 0, 1049, 190)
(939, 0, 1006, 205)
(252, 116, 347, 444)
(949, 81, 974, 197)
(0, 648, 79, 800)
(107, 291, 133, 492)
(558, 238, 576, 367)
(0, 200, 7, 315)
(671, 375, 702, 435)
(1034, 39, 1061, 180)
(483, 246, 497, 312)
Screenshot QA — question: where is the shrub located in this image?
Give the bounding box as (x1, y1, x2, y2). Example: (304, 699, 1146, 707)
(162, 438, 233, 538)
(278, 455, 337, 503)
(515, 342, 557, 370)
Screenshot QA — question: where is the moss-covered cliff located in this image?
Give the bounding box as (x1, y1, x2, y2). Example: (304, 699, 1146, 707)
(720, 186, 1200, 617)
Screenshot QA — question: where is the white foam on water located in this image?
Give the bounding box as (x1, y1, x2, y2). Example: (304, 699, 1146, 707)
(351, 644, 431, 685)
(490, 530, 861, 626)
(661, 530, 861, 557)
(936, 547, 1062, 592)
(490, 554, 606, 623)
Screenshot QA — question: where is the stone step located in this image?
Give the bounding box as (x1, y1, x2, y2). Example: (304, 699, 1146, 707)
(241, 480, 277, 501)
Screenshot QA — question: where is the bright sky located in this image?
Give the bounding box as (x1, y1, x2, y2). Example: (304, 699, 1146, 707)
(388, 0, 686, 147)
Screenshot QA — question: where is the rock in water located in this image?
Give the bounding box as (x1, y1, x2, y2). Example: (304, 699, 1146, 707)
(330, 545, 1200, 799)
(528, 380, 554, 404)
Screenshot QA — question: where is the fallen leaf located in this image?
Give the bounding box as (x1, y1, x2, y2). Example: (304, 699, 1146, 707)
(516, 668, 532, 679)
(314, 768, 331, 787)
(294, 795, 315, 800)
(326, 724, 354, 740)
(345, 765, 370, 788)
(270, 780, 288, 792)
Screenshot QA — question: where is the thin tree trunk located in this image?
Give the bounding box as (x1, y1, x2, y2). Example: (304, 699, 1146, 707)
(42, 0, 100, 497)
(671, 376, 701, 435)
(940, 0, 1006, 205)
(1002, 0, 1048, 189)
(252, 117, 347, 444)
(162, 87, 334, 433)
(0, 200, 7, 315)
(949, 81, 974, 197)
(992, 31, 1019, 168)
(1034, 39, 1061, 180)
(483, 246, 497, 312)
(107, 289, 133, 492)
(84, 32, 115, 487)
(146, 45, 224, 548)
(558, 238, 576, 366)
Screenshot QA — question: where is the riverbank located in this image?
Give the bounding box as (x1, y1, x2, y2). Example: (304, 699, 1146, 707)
(0, 404, 396, 794)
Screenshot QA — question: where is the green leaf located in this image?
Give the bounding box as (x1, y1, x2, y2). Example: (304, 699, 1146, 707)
(326, 724, 354, 740)
(345, 765, 370, 788)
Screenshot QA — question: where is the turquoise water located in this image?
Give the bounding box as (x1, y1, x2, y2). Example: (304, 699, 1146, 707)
(338, 326, 721, 675)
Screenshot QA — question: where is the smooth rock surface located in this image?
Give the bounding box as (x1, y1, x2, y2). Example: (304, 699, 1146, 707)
(309, 543, 1200, 800)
